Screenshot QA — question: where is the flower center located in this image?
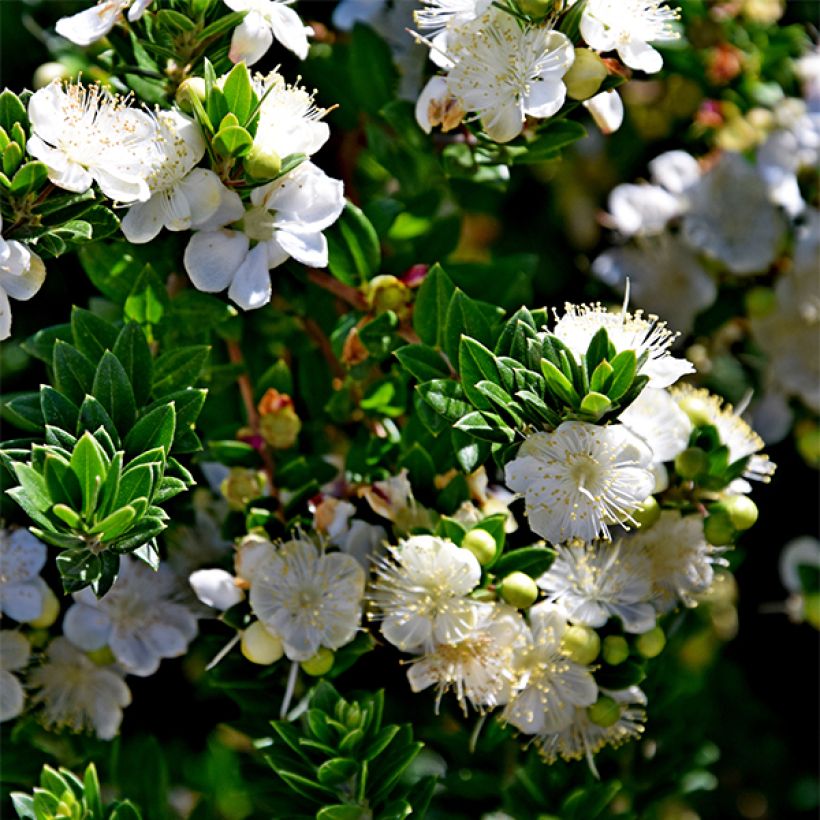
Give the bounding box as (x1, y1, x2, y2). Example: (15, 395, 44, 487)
(242, 206, 276, 242)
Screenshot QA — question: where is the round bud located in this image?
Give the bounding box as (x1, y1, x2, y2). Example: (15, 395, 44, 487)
(87, 646, 116, 666)
(175, 77, 206, 112)
(560, 625, 601, 665)
(27, 584, 60, 628)
(797, 424, 820, 468)
(365, 275, 411, 315)
(500, 571, 539, 609)
(677, 396, 713, 428)
(564, 48, 608, 100)
(602, 635, 630, 665)
(33, 62, 71, 90)
(632, 496, 661, 529)
(516, 0, 552, 18)
(803, 592, 820, 629)
(744, 286, 777, 319)
(462, 528, 497, 566)
(635, 626, 666, 659)
(723, 494, 758, 531)
(241, 621, 284, 665)
(587, 695, 621, 728)
(674, 447, 708, 480)
(300, 647, 335, 676)
(703, 510, 736, 546)
(245, 144, 282, 180)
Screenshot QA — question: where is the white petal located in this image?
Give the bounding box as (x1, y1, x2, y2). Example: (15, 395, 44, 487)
(273, 229, 327, 268)
(93, 167, 150, 204)
(228, 242, 272, 310)
(649, 150, 700, 194)
(143, 622, 189, 657)
(184, 229, 249, 294)
(524, 77, 567, 120)
(415, 76, 450, 134)
(583, 89, 624, 135)
(579, 13, 616, 53)
(0, 288, 10, 340)
(109, 632, 159, 676)
(0, 670, 25, 722)
(190, 184, 244, 231)
(229, 14, 274, 66)
(120, 197, 165, 244)
(618, 39, 663, 74)
(27, 137, 93, 193)
(56, 1, 124, 46)
(127, 0, 153, 22)
(62, 603, 112, 651)
(0, 242, 45, 301)
(27, 83, 66, 147)
(481, 98, 525, 144)
(178, 169, 225, 229)
(189, 568, 244, 611)
(1, 581, 45, 622)
(7, 528, 47, 576)
(267, 3, 311, 60)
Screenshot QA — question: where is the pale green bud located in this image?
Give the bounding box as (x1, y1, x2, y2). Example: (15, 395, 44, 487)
(632, 496, 661, 529)
(175, 77, 206, 112)
(602, 635, 630, 665)
(26, 584, 60, 628)
(241, 621, 284, 665)
(462, 528, 497, 565)
(301, 647, 335, 676)
(516, 0, 552, 18)
(587, 695, 621, 728)
(723, 494, 758, 531)
(704, 510, 736, 546)
(635, 626, 666, 659)
(560, 625, 601, 665)
(245, 143, 282, 180)
(500, 571, 539, 609)
(564, 48, 608, 101)
(364, 274, 411, 315)
(674, 447, 708, 480)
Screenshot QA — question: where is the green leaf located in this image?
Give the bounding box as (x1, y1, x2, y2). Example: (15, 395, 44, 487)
(451, 427, 490, 473)
(585, 327, 610, 375)
(112, 322, 153, 405)
(398, 443, 435, 489)
(12, 462, 51, 512)
(508, 120, 587, 164)
(83, 764, 104, 820)
(213, 124, 253, 157)
(275, 770, 340, 804)
(562, 780, 622, 820)
(349, 23, 397, 115)
(492, 545, 555, 578)
(90, 505, 137, 540)
(77, 243, 145, 304)
(70, 307, 118, 361)
(606, 350, 638, 402)
(540, 358, 579, 409)
(124, 404, 176, 457)
(3, 140, 22, 176)
(52, 503, 82, 529)
(125, 264, 170, 328)
(394, 344, 449, 383)
(44, 453, 82, 509)
(443, 290, 493, 366)
(152, 346, 209, 397)
(9, 161, 48, 196)
(327, 201, 381, 285)
(0, 89, 26, 133)
(78, 396, 120, 445)
(316, 805, 368, 820)
(92, 351, 137, 433)
(589, 360, 614, 394)
(53, 341, 96, 406)
(413, 263, 455, 348)
(579, 391, 612, 420)
(416, 379, 471, 422)
(453, 410, 515, 444)
(40, 386, 79, 431)
(2, 391, 44, 432)
(21, 322, 73, 364)
(70, 432, 108, 519)
(317, 758, 359, 787)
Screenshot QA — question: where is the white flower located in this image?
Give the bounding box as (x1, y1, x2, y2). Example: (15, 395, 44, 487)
(619, 387, 693, 464)
(0, 528, 47, 623)
(29, 637, 131, 740)
(27, 81, 156, 202)
(536, 540, 656, 633)
(549, 302, 695, 388)
(359, 469, 434, 532)
(62, 557, 198, 677)
(505, 421, 655, 545)
(332, 519, 388, 569)
(0, 631, 30, 722)
(502, 603, 598, 735)
(406, 605, 526, 715)
(583, 89, 624, 135)
(413, 0, 491, 68)
(183, 161, 344, 311)
(56, 0, 152, 47)
(779, 536, 820, 595)
(443, 11, 574, 143)
(249, 538, 365, 661)
(580, 0, 679, 74)
(190, 568, 245, 611)
(0, 214, 46, 341)
(224, 0, 311, 64)
(120, 110, 225, 244)
(370, 534, 483, 651)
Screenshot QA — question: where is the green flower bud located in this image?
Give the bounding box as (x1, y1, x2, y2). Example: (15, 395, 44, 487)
(241, 621, 284, 665)
(301, 647, 335, 676)
(245, 143, 282, 180)
(723, 494, 758, 531)
(632, 496, 661, 529)
(364, 274, 411, 316)
(26, 583, 60, 628)
(674, 447, 709, 480)
(221, 467, 267, 511)
(797, 424, 820, 468)
(462, 528, 497, 565)
(33, 61, 71, 90)
(803, 592, 820, 629)
(175, 77, 206, 112)
(587, 695, 621, 728)
(516, 0, 552, 18)
(560, 625, 601, 665)
(602, 635, 630, 665)
(500, 571, 539, 609)
(635, 625, 666, 659)
(87, 646, 116, 666)
(704, 509, 736, 546)
(677, 396, 713, 428)
(744, 286, 777, 319)
(564, 48, 608, 101)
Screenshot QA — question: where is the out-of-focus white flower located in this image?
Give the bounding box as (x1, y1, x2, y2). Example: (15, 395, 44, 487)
(371, 535, 483, 651)
(505, 421, 655, 545)
(606, 183, 681, 237)
(0, 214, 46, 341)
(0, 529, 47, 623)
(503, 603, 598, 735)
(442, 11, 574, 143)
(224, 0, 311, 64)
(407, 605, 525, 714)
(779, 536, 820, 594)
(333, 519, 387, 569)
(549, 302, 695, 388)
(413, 0, 491, 68)
(184, 161, 344, 310)
(580, 0, 679, 74)
(190, 568, 245, 611)
(62, 557, 198, 677)
(619, 387, 693, 464)
(27, 81, 155, 202)
(0, 631, 30, 722)
(56, 0, 152, 46)
(359, 469, 434, 532)
(537, 540, 656, 633)
(648, 149, 701, 195)
(29, 638, 131, 740)
(249, 538, 365, 661)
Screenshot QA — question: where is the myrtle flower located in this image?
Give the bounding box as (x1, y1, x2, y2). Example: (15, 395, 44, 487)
(0, 631, 30, 722)
(223, 0, 311, 65)
(549, 302, 695, 388)
(249, 538, 365, 661)
(370, 535, 483, 651)
(0, 528, 48, 623)
(56, 0, 152, 47)
(29, 638, 131, 740)
(504, 421, 655, 545)
(413, 0, 492, 67)
(183, 161, 344, 311)
(502, 603, 598, 735)
(442, 11, 575, 143)
(120, 110, 225, 244)
(0, 214, 46, 341)
(580, 0, 679, 74)
(406, 605, 525, 715)
(27, 81, 155, 202)
(536, 540, 656, 634)
(62, 557, 198, 677)
(618, 387, 693, 464)
(359, 469, 434, 532)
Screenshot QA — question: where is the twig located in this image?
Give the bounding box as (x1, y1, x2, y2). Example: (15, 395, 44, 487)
(307, 268, 367, 310)
(303, 317, 346, 379)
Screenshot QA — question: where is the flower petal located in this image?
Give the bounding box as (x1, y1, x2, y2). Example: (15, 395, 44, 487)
(120, 197, 165, 244)
(56, 1, 124, 46)
(227, 242, 272, 310)
(178, 169, 225, 229)
(229, 14, 274, 66)
(62, 603, 112, 651)
(1, 581, 45, 622)
(273, 229, 327, 268)
(184, 229, 249, 294)
(267, 2, 311, 59)
(618, 39, 663, 74)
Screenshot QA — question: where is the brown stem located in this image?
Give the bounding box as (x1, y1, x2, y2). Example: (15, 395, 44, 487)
(303, 317, 345, 379)
(307, 268, 367, 310)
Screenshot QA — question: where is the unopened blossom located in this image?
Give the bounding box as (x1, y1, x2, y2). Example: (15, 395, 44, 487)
(0, 215, 46, 341)
(0, 528, 48, 623)
(619, 387, 693, 464)
(29, 638, 131, 740)
(224, 0, 311, 64)
(62, 557, 198, 677)
(583, 89, 624, 135)
(505, 421, 655, 544)
(549, 302, 695, 388)
(502, 603, 598, 736)
(56, 0, 152, 47)
(370, 535, 483, 651)
(27, 81, 155, 202)
(537, 540, 656, 633)
(581, 0, 680, 74)
(184, 161, 344, 311)
(0, 630, 30, 722)
(249, 538, 365, 661)
(190, 568, 245, 611)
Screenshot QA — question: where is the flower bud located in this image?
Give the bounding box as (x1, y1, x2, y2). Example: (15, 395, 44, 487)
(632, 496, 661, 529)
(241, 621, 284, 665)
(587, 695, 620, 728)
(499, 571, 539, 609)
(704, 509, 736, 546)
(364, 275, 411, 316)
(175, 77, 206, 112)
(797, 422, 820, 468)
(677, 396, 713, 428)
(245, 143, 282, 180)
(803, 592, 820, 629)
(87, 646, 116, 666)
(221, 467, 267, 510)
(190, 568, 244, 611)
(674, 447, 708, 480)
(745, 286, 777, 318)
(602, 635, 630, 665)
(516, 0, 552, 18)
(635, 625, 666, 659)
(564, 48, 608, 101)
(33, 62, 71, 90)
(723, 495, 758, 531)
(27, 583, 60, 628)
(300, 646, 335, 676)
(560, 625, 600, 665)
(462, 528, 497, 565)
